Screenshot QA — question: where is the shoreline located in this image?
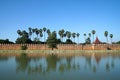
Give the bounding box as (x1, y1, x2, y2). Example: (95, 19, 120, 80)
(0, 50, 120, 57)
(0, 50, 120, 53)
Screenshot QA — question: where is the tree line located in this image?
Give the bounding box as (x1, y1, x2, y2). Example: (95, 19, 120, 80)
(0, 27, 116, 45)
(15, 27, 114, 44)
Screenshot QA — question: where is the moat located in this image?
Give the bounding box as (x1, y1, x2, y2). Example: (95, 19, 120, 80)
(0, 52, 120, 80)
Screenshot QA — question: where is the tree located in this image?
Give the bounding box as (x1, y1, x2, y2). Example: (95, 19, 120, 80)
(16, 30, 32, 44)
(0, 39, 14, 44)
(61, 29, 65, 42)
(88, 33, 91, 38)
(66, 31, 71, 39)
(35, 28, 39, 39)
(58, 30, 62, 43)
(43, 27, 47, 43)
(65, 39, 73, 44)
(76, 33, 80, 44)
(58, 29, 65, 43)
(110, 34, 113, 44)
(84, 33, 86, 42)
(39, 29, 43, 42)
(91, 30, 96, 43)
(17, 30, 22, 37)
(46, 31, 58, 50)
(32, 28, 36, 40)
(72, 33, 76, 44)
(47, 29, 51, 36)
(85, 37, 91, 44)
(28, 27, 32, 39)
(104, 31, 108, 43)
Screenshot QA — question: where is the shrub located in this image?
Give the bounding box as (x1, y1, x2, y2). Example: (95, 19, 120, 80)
(21, 45, 27, 50)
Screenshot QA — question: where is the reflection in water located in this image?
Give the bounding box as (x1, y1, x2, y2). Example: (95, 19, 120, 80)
(0, 52, 120, 80)
(14, 53, 119, 75)
(0, 57, 8, 61)
(15, 53, 30, 72)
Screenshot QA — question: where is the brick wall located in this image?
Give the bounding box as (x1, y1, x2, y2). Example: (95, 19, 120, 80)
(0, 44, 120, 50)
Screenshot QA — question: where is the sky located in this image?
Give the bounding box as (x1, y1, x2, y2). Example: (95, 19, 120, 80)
(0, 0, 120, 43)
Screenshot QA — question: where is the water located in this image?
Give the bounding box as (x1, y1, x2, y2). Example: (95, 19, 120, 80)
(0, 53, 120, 80)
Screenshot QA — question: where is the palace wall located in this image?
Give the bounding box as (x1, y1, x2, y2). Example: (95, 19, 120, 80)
(0, 44, 120, 50)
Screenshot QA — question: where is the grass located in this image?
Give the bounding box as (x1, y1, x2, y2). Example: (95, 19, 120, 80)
(0, 50, 120, 54)
(0, 50, 120, 57)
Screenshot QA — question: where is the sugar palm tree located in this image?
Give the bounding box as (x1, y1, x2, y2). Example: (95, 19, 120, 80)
(32, 28, 36, 40)
(17, 29, 22, 37)
(63, 33, 66, 42)
(43, 27, 47, 43)
(47, 29, 51, 36)
(72, 33, 76, 44)
(110, 34, 113, 44)
(88, 33, 91, 38)
(104, 31, 108, 44)
(28, 27, 32, 39)
(77, 33, 80, 44)
(91, 30, 96, 43)
(58, 29, 65, 43)
(61, 29, 65, 42)
(66, 31, 71, 40)
(35, 28, 39, 39)
(84, 33, 86, 42)
(39, 29, 43, 42)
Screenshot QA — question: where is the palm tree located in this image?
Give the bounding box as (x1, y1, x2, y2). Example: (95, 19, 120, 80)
(58, 30, 62, 42)
(88, 33, 91, 38)
(39, 29, 43, 42)
(110, 34, 113, 44)
(47, 29, 51, 36)
(63, 33, 66, 42)
(76, 33, 80, 44)
(91, 30, 96, 43)
(43, 27, 47, 43)
(58, 29, 65, 43)
(17, 30, 22, 37)
(35, 28, 39, 39)
(72, 33, 76, 44)
(66, 31, 71, 39)
(104, 31, 108, 44)
(28, 27, 32, 39)
(32, 28, 36, 40)
(61, 29, 65, 42)
(84, 33, 86, 42)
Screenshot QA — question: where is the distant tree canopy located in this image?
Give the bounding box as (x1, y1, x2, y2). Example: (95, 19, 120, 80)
(46, 31, 58, 50)
(0, 39, 14, 44)
(85, 37, 91, 44)
(10, 27, 118, 44)
(116, 41, 120, 44)
(16, 30, 32, 44)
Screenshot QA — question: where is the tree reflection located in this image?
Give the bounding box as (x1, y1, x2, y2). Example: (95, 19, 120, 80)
(46, 54, 59, 71)
(14, 53, 118, 75)
(92, 65, 96, 73)
(106, 62, 110, 72)
(16, 53, 30, 72)
(0, 57, 8, 61)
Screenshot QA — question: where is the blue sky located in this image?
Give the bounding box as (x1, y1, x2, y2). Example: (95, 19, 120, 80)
(0, 0, 120, 43)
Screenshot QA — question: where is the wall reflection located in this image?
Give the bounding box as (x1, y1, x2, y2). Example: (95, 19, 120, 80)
(15, 53, 120, 75)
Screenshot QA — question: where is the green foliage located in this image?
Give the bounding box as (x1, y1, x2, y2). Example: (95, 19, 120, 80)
(21, 45, 27, 50)
(0, 39, 14, 44)
(85, 37, 91, 44)
(47, 31, 58, 50)
(66, 39, 73, 44)
(116, 41, 120, 44)
(16, 30, 32, 44)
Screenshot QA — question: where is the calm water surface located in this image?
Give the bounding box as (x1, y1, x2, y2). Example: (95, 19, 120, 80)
(0, 53, 120, 80)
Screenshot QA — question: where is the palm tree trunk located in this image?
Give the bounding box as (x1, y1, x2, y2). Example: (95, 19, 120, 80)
(93, 35, 94, 44)
(78, 38, 79, 44)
